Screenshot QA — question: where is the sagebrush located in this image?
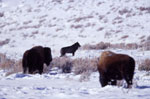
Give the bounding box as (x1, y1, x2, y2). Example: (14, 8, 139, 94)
(138, 58, 150, 71)
(0, 53, 22, 76)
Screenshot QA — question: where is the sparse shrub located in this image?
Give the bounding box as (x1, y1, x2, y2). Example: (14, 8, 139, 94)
(72, 58, 98, 75)
(139, 35, 145, 40)
(119, 8, 131, 15)
(147, 36, 150, 41)
(96, 42, 110, 49)
(143, 41, 150, 50)
(0, 39, 10, 46)
(79, 71, 91, 82)
(82, 42, 110, 50)
(138, 7, 150, 13)
(68, 0, 74, 3)
(125, 43, 138, 49)
(71, 24, 83, 29)
(141, 37, 150, 50)
(62, 62, 72, 73)
(49, 57, 73, 73)
(0, 53, 22, 76)
(5, 59, 22, 76)
(52, 0, 62, 4)
(99, 15, 104, 20)
(121, 35, 129, 39)
(48, 57, 98, 81)
(23, 20, 32, 25)
(138, 58, 150, 71)
(0, 59, 15, 70)
(104, 32, 111, 38)
(111, 43, 126, 49)
(0, 12, 4, 17)
(82, 42, 140, 50)
(74, 16, 93, 22)
(97, 27, 104, 31)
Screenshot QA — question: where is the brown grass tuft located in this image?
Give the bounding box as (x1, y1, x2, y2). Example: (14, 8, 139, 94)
(138, 58, 150, 71)
(0, 53, 22, 76)
(48, 57, 98, 81)
(0, 39, 10, 46)
(82, 42, 110, 50)
(72, 58, 98, 75)
(49, 57, 73, 73)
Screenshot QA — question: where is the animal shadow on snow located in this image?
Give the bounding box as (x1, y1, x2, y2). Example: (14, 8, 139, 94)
(136, 85, 150, 89)
(14, 73, 32, 78)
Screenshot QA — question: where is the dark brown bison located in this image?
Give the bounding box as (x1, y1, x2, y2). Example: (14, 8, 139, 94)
(60, 42, 81, 57)
(22, 46, 52, 74)
(97, 51, 135, 88)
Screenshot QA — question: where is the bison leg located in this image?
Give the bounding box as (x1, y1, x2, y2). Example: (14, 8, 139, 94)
(23, 66, 27, 74)
(38, 65, 43, 75)
(111, 80, 117, 85)
(99, 74, 108, 87)
(124, 74, 133, 88)
(22, 57, 27, 74)
(28, 66, 33, 74)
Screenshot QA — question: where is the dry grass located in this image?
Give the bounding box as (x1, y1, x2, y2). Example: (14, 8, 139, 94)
(121, 35, 129, 39)
(140, 36, 150, 50)
(5, 59, 22, 76)
(72, 58, 98, 75)
(138, 7, 150, 13)
(50, 57, 98, 74)
(71, 24, 83, 29)
(119, 8, 131, 15)
(0, 53, 22, 76)
(138, 58, 150, 71)
(74, 16, 93, 23)
(48, 57, 98, 81)
(82, 42, 140, 50)
(49, 57, 73, 73)
(82, 42, 110, 50)
(0, 39, 10, 46)
(0, 12, 4, 17)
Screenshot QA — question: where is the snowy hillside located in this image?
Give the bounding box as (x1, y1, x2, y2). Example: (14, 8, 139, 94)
(0, 0, 150, 99)
(0, 0, 150, 59)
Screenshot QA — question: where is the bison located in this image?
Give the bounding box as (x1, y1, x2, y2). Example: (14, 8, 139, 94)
(22, 46, 52, 74)
(60, 42, 81, 57)
(97, 51, 135, 88)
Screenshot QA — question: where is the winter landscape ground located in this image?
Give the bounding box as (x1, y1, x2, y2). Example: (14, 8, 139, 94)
(0, 0, 150, 99)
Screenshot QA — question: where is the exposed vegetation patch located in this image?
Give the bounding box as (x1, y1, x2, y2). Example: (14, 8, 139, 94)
(0, 53, 22, 76)
(138, 58, 150, 71)
(82, 41, 150, 51)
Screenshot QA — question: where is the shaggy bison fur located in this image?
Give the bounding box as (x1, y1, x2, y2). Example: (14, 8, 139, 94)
(22, 46, 52, 74)
(97, 51, 135, 88)
(60, 42, 81, 57)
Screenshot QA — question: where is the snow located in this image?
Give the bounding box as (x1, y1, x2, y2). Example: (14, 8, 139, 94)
(0, 69, 150, 99)
(0, 49, 150, 99)
(0, 0, 150, 99)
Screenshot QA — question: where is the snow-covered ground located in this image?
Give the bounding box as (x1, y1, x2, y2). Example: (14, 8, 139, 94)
(0, 62, 150, 99)
(0, 0, 150, 99)
(0, 49, 150, 99)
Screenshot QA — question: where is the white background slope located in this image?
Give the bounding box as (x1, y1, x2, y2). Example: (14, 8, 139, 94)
(0, 0, 150, 99)
(0, 0, 150, 59)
